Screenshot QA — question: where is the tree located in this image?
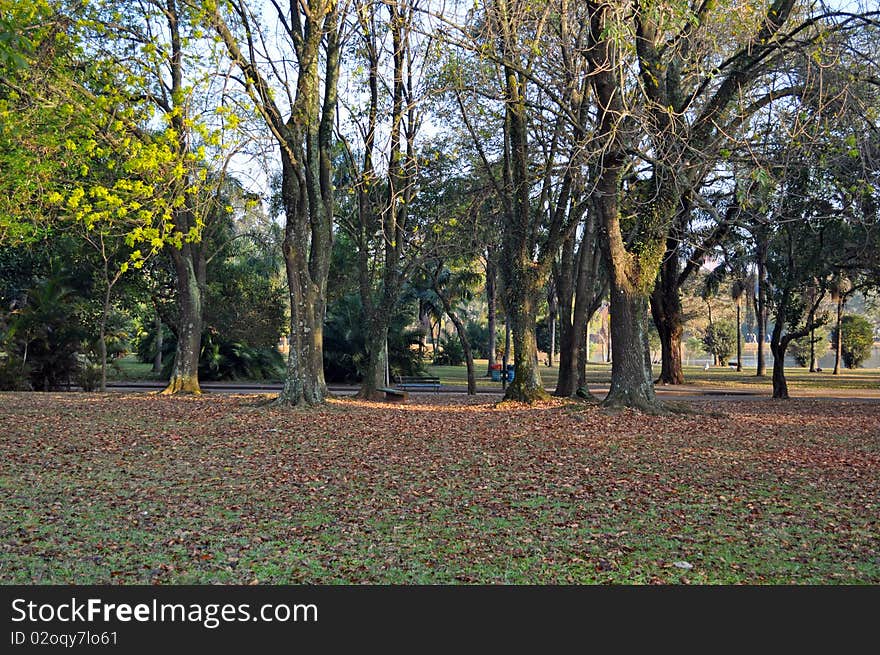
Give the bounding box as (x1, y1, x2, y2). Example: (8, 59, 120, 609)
(207, 0, 341, 406)
(830, 275, 854, 374)
(428, 260, 483, 395)
(789, 326, 829, 368)
(702, 321, 737, 368)
(731, 279, 748, 371)
(832, 314, 874, 369)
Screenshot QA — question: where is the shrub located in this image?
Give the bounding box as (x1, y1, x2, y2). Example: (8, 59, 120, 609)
(702, 320, 737, 366)
(832, 315, 874, 369)
(0, 353, 30, 390)
(5, 277, 86, 390)
(76, 359, 102, 392)
(197, 331, 285, 381)
(789, 327, 829, 368)
(434, 333, 465, 366)
(323, 293, 424, 383)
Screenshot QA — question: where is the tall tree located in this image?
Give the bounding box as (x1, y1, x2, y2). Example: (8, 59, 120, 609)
(207, 0, 341, 405)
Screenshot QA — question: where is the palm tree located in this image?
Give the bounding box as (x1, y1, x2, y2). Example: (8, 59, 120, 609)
(731, 279, 748, 372)
(830, 274, 852, 375)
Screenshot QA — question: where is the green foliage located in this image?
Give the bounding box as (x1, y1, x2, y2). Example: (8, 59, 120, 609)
(323, 293, 423, 383)
(135, 321, 173, 365)
(685, 336, 706, 357)
(75, 359, 103, 392)
(0, 353, 30, 390)
(702, 320, 737, 366)
(832, 315, 874, 369)
(197, 330, 285, 381)
(434, 333, 465, 366)
(465, 320, 501, 360)
(789, 327, 829, 368)
(3, 276, 87, 390)
(203, 248, 286, 350)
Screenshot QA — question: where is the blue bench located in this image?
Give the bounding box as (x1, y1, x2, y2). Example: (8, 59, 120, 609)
(394, 375, 441, 392)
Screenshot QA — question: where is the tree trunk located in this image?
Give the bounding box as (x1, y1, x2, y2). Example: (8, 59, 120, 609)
(556, 218, 604, 398)
(755, 238, 768, 377)
(770, 304, 792, 399)
(833, 297, 843, 375)
(358, 320, 389, 399)
(735, 302, 743, 372)
(809, 323, 816, 372)
(153, 310, 163, 374)
(278, 255, 328, 405)
(486, 246, 498, 374)
(438, 293, 477, 395)
(650, 237, 685, 385)
(548, 313, 555, 367)
(771, 338, 790, 399)
(554, 232, 577, 396)
(502, 315, 511, 391)
(99, 282, 111, 393)
(163, 251, 202, 395)
(503, 282, 547, 402)
(499, 62, 548, 404)
(603, 281, 657, 410)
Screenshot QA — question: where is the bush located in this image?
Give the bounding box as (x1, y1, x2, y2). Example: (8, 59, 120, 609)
(789, 327, 829, 368)
(322, 293, 424, 383)
(0, 353, 30, 390)
(465, 320, 500, 360)
(197, 331, 285, 381)
(702, 320, 737, 366)
(76, 359, 102, 392)
(832, 315, 874, 369)
(4, 277, 87, 390)
(434, 333, 465, 366)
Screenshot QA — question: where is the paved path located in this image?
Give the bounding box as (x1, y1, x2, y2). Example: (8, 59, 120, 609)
(105, 381, 880, 402)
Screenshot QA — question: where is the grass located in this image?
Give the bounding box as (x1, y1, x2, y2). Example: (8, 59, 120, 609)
(1, 392, 877, 584)
(106, 356, 163, 381)
(109, 353, 879, 394)
(428, 359, 880, 392)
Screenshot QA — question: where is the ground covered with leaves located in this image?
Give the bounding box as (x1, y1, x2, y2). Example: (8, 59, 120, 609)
(1, 392, 877, 584)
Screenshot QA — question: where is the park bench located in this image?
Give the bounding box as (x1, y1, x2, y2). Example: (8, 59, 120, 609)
(377, 387, 409, 403)
(394, 375, 441, 392)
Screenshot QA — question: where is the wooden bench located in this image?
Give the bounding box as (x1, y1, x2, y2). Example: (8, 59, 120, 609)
(378, 387, 408, 403)
(394, 375, 441, 392)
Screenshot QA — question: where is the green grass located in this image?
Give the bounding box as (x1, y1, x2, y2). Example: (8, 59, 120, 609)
(428, 359, 880, 392)
(106, 355, 163, 381)
(1, 393, 877, 584)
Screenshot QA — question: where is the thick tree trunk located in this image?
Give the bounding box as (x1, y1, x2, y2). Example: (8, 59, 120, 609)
(771, 339, 790, 399)
(499, 62, 547, 404)
(650, 237, 685, 385)
(770, 311, 793, 399)
(278, 262, 328, 405)
(504, 282, 547, 402)
(163, 252, 202, 395)
(153, 310, 163, 374)
(556, 219, 603, 399)
(603, 281, 657, 410)
(554, 233, 577, 396)
(274, 145, 332, 407)
(359, 322, 389, 399)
